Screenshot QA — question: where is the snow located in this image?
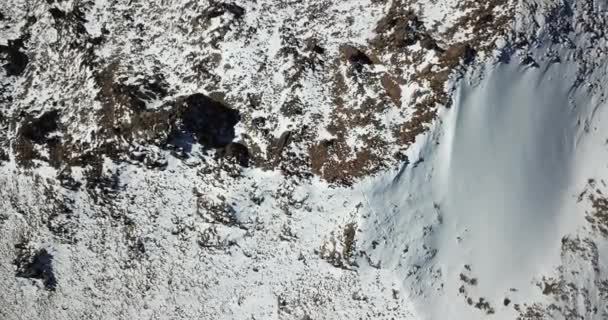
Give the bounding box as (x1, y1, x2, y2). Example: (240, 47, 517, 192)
(359, 57, 608, 319)
(3, 0, 608, 319)
(440, 61, 579, 288)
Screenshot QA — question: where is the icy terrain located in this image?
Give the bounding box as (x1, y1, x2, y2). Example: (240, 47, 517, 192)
(2, 0, 608, 319)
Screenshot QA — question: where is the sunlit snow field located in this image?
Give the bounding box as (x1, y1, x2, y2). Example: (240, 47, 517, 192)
(362, 59, 608, 319)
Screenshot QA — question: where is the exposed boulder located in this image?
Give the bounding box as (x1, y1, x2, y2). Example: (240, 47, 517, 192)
(0, 38, 29, 76)
(0, 112, 8, 162)
(85, 67, 243, 170)
(57, 169, 82, 191)
(217, 142, 249, 167)
(305, 38, 326, 55)
(381, 74, 402, 106)
(372, 3, 422, 50)
(339, 45, 373, 72)
(18, 110, 60, 144)
(48, 5, 88, 35)
(440, 43, 477, 67)
(205, 2, 245, 19)
(95, 84, 241, 166)
(177, 93, 240, 148)
(0, 147, 7, 162)
(268, 131, 292, 167)
(48, 8, 65, 19)
(96, 64, 170, 116)
(280, 97, 304, 117)
(14, 247, 57, 291)
(13, 110, 62, 167)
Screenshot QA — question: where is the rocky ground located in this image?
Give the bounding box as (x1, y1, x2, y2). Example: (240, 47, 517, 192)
(1, 0, 608, 319)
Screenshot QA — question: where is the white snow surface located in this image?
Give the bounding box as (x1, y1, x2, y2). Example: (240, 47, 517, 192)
(3, 1, 608, 319)
(360, 58, 608, 319)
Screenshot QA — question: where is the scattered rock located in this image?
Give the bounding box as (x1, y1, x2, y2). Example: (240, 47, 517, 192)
(57, 169, 82, 191)
(542, 280, 560, 295)
(13, 110, 62, 166)
(474, 297, 495, 314)
(247, 93, 262, 109)
(342, 222, 357, 261)
(217, 142, 249, 167)
(206, 2, 245, 19)
(372, 2, 422, 49)
(96, 65, 169, 114)
(440, 43, 477, 67)
(251, 116, 266, 129)
(522, 55, 539, 68)
(305, 38, 325, 54)
(339, 44, 373, 72)
(222, 3, 245, 18)
(309, 139, 335, 176)
(280, 97, 304, 116)
(268, 131, 292, 167)
(45, 4, 89, 36)
(48, 8, 65, 19)
(419, 35, 442, 52)
(459, 273, 478, 286)
(381, 74, 402, 105)
(0, 147, 8, 163)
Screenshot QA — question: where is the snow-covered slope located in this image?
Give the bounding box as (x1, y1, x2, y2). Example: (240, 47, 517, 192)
(361, 58, 608, 319)
(2, 0, 608, 319)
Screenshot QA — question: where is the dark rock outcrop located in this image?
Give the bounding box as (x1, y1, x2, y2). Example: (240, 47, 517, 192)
(217, 142, 249, 167)
(18, 110, 60, 144)
(205, 2, 245, 19)
(178, 93, 240, 148)
(0, 38, 29, 76)
(339, 45, 373, 72)
(14, 248, 57, 291)
(372, 4, 422, 50)
(13, 110, 62, 167)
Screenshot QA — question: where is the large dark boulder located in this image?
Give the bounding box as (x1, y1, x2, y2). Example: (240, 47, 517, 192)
(179, 94, 240, 148)
(14, 248, 57, 291)
(0, 38, 29, 76)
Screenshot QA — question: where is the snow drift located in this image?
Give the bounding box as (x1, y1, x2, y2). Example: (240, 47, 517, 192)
(361, 59, 608, 319)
